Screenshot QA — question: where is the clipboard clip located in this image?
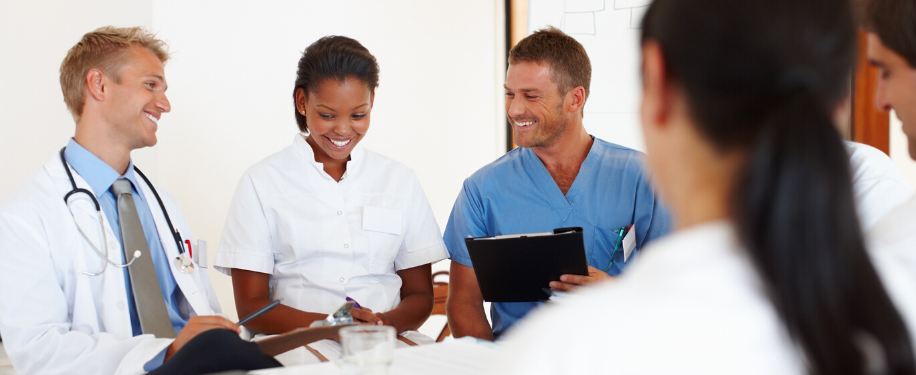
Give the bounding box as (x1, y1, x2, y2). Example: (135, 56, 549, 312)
(553, 227, 583, 234)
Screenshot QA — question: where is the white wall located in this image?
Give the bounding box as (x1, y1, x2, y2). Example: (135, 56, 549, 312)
(0, 0, 507, 321)
(889, 110, 916, 188)
(0, 0, 158, 199)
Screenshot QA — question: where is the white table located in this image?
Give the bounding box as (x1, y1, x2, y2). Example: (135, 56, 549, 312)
(251, 338, 500, 375)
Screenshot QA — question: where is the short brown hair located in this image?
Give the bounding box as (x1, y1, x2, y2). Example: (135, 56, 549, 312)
(60, 26, 169, 119)
(509, 26, 591, 100)
(864, 0, 916, 67)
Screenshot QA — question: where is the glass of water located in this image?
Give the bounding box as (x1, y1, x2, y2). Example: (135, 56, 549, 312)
(339, 325, 396, 375)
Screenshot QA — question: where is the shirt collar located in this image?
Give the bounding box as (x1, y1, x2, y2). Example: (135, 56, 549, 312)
(63, 138, 141, 198)
(293, 134, 363, 181)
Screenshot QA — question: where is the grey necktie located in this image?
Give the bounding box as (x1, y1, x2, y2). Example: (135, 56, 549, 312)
(111, 178, 176, 338)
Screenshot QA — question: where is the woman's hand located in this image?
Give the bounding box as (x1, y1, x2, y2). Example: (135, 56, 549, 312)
(350, 307, 391, 326)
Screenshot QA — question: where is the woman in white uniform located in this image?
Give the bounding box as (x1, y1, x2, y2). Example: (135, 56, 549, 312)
(214, 36, 448, 363)
(494, 0, 916, 374)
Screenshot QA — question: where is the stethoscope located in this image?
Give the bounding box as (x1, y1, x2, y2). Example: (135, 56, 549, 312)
(60, 148, 195, 276)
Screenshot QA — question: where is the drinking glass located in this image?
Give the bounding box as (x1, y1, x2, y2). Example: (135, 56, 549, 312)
(339, 325, 395, 375)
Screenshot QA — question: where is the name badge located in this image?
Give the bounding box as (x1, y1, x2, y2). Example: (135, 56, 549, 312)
(193, 239, 208, 268)
(622, 225, 636, 262)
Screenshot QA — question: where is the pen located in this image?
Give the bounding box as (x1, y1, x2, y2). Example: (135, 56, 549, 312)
(346, 296, 362, 309)
(236, 300, 280, 326)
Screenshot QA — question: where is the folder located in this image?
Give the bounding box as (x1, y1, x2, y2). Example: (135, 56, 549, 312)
(464, 227, 588, 302)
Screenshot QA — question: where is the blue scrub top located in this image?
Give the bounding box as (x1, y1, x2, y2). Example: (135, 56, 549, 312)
(444, 137, 671, 338)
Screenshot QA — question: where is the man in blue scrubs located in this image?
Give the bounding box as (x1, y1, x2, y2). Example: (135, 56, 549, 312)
(444, 27, 671, 340)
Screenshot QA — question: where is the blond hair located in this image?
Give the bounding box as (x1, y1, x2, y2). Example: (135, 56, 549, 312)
(59, 26, 169, 119)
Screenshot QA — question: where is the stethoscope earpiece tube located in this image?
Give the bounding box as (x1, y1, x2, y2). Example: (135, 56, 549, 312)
(60, 147, 194, 275)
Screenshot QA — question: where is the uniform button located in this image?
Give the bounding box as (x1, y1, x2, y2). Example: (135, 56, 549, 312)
(117, 301, 126, 310)
(337, 211, 342, 215)
(339, 277, 345, 282)
(344, 243, 349, 248)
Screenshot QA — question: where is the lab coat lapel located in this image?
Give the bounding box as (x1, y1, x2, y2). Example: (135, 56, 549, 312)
(137, 177, 208, 316)
(48, 155, 133, 337)
(56, 159, 122, 253)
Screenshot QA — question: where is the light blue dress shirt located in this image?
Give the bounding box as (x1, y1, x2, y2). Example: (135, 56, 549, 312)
(64, 139, 188, 339)
(443, 137, 671, 338)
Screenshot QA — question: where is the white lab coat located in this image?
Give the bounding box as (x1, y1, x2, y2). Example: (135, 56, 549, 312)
(0, 152, 222, 375)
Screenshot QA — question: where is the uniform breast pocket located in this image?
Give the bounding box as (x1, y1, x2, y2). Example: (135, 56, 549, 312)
(592, 226, 627, 276)
(363, 206, 404, 274)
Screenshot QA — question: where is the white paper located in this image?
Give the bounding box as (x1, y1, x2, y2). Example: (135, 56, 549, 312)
(566, 0, 605, 13)
(630, 5, 649, 28)
(622, 225, 636, 262)
(487, 232, 553, 240)
(362, 206, 403, 235)
(614, 0, 652, 9)
(563, 12, 596, 35)
(528, 0, 649, 151)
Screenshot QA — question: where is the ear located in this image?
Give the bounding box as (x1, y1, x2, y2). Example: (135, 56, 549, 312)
(640, 40, 674, 129)
(369, 90, 376, 108)
(85, 69, 106, 102)
(565, 85, 586, 114)
(295, 88, 308, 116)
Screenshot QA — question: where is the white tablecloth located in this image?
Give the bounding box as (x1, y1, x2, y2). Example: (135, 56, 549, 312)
(251, 338, 499, 375)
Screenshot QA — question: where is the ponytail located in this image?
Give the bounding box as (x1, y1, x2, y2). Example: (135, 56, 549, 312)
(733, 91, 916, 374)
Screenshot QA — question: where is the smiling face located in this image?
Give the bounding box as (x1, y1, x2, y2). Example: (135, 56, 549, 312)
(504, 61, 572, 148)
(297, 78, 373, 164)
(868, 32, 916, 159)
(103, 46, 170, 150)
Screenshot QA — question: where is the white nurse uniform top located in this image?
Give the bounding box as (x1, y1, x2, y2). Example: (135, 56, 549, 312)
(214, 135, 448, 357)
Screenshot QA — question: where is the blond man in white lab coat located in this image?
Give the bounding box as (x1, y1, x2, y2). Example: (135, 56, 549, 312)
(0, 26, 280, 375)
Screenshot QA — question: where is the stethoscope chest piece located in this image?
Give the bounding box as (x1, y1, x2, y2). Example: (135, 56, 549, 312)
(174, 255, 195, 274)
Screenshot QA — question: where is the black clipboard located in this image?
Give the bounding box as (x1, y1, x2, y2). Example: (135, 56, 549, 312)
(464, 227, 588, 302)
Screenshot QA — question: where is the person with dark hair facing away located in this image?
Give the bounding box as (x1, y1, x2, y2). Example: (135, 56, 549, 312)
(213, 36, 448, 365)
(444, 26, 671, 341)
(864, 0, 916, 283)
(0, 26, 280, 375)
(493, 0, 916, 373)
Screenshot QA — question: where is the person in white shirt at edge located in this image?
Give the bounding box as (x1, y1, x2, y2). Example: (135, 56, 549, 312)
(213, 35, 448, 365)
(494, 0, 916, 374)
(846, 141, 913, 230)
(0, 27, 281, 375)
(863, 0, 916, 283)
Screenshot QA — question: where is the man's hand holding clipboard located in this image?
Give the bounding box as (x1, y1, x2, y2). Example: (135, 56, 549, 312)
(548, 266, 614, 291)
(549, 224, 636, 291)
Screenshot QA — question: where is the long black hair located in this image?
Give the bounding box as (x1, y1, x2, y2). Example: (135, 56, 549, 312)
(292, 36, 379, 133)
(641, 0, 915, 373)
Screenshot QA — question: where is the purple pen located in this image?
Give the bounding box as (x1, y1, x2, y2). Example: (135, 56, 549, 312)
(346, 296, 362, 309)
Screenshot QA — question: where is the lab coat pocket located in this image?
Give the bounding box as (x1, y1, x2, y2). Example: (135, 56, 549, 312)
(363, 206, 403, 274)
